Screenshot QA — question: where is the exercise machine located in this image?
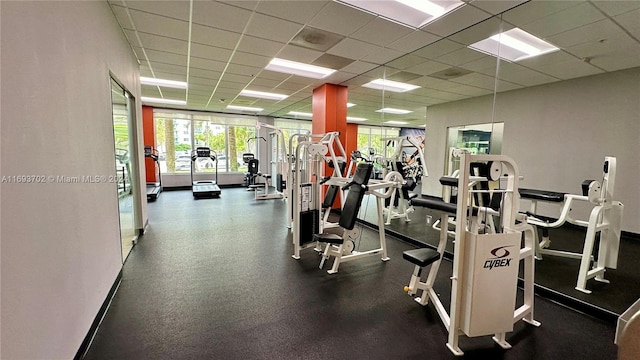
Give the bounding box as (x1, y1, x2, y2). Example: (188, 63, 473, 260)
(144, 145, 162, 201)
(191, 147, 221, 198)
(403, 151, 539, 355)
(519, 156, 623, 293)
(291, 132, 402, 273)
(380, 136, 428, 225)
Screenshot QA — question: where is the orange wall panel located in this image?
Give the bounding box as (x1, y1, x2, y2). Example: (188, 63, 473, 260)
(142, 105, 156, 183)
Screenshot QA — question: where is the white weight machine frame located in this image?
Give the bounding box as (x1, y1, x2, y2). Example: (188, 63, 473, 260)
(290, 132, 401, 273)
(405, 151, 539, 356)
(521, 156, 624, 294)
(250, 122, 289, 200)
(318, 171, 402, 274)
(379, 136, 428, 225)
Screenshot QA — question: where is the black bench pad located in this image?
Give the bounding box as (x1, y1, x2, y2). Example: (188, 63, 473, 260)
(410, 197, 457, 214)
(313, 233, 344, 244)
(403, 248, 441, 267)
(519, 188, 565, 202)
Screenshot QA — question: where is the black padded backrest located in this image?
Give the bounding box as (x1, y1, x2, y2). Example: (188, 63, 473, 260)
(352, 162, 373, 186)
(248, 159, 259, 174)
(339, 184, 366, 230)
(322, 185, 340, 209)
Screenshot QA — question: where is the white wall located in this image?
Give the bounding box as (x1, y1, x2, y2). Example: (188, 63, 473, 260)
(424, 67, 640, 233)
(1, 2, 145, 359)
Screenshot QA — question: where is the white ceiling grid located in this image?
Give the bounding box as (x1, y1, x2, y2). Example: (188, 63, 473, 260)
(107, 0, 640, 127)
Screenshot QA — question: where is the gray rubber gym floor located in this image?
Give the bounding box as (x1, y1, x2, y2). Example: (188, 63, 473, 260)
(84, 188, 618, 359)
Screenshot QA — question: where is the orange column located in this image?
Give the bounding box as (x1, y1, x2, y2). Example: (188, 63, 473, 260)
(142, 105, 156, 183)
(312, 84, 349, 208)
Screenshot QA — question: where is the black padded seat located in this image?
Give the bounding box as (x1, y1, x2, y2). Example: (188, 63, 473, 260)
(439, 176, 458, 187)
(313, 233, 344, 244)
(519, 188, 566, 202)
(403, 248, 441, 267)
(410, 197, 457, 214)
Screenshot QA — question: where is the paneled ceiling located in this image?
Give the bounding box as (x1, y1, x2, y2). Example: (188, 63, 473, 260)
(108, 0, 640, 127)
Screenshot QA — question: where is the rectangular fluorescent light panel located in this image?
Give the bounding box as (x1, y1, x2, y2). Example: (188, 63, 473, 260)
(140, 77, 188, 89)
(347, 117, 367, 121)
(468, 28, 559, 62)
(239, 89, 288, 101)
(376, 108, 413, 114)
(265, 58, 336, 79)
(384, 121, 409, 125)
(363, 79, 420, 93)
(338, 0, 464, 28)
(288, 111, 313, 117)
(141, 97, 186, 106)
(347, 103, 356, 108)
(226, 105, 263, 112)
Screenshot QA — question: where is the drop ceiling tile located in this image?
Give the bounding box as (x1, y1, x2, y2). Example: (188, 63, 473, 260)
(519, 2, 606, 38)
(445, 84, 494, 97)
(458, 56, 499, 76)
(450, 72, 498, 90)
(360, 47, 404, 65)
(385, 54, 430, 70)
(246, 77, 283, 89)
(561, 32, 635, 59)
(547, 19, 622, 48)
(468, 0, 529, 15)
(189, 76, 219, 87)
(423, 5, 491, 37)
(254, 71, 291, 82)
(614, 8, 640, 38)
(403, 60, 453, 76)
(350, 18, 414, 47)
(387, 30, 442, 53)
(230, 52, 271, 69)
(436, 47, 488, 67)
(447, 17, 508, 46)
(310, 1, 376, 36)
(532, 57, 604, 80)
(565, 34, 640, 71)
(189, 57, 226, 72)
(188, 84, 214, 93)
(592, 1, 640, 17)
(590, 52, 640, 72)
(412, 39, 464, 60)
(225, 63, 263, 77)
(128, 9, 189, 40)
(339, 60, 379, 75)
(126, 1, 190, 21)
(255, 1, 329, 24)
(147, 62, 188, 76)
(501, 1, 582, 25)
(222, 73, 254, 85)
(137, 32, 188, 54)
(190, 68, 222, 80)
(190, 43, 233, 63)
(237, 36, 285, 58)
(109, 5, 134, 30)
(276, 44, 324, 63)
(123, 29, 142, 48)
(517, 50, 576, 68)
(327, 38, 379, 60)
(141, 87, 161, 97)
(192, 1, 252, 33)
(244, 13, 305, 43)
(498, 67, 560, 87)
(191, 24, 242, 49)
(144, 49, 187, 67)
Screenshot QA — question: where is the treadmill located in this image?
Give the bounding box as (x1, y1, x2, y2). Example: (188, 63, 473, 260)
(144, 146, 162, 201)
(191, 147, 221, 198)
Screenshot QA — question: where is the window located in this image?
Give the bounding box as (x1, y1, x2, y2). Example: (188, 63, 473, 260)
(357, 126, 401, 158)
(274, 119, 312, 155)
(154, 110, 257, 174)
